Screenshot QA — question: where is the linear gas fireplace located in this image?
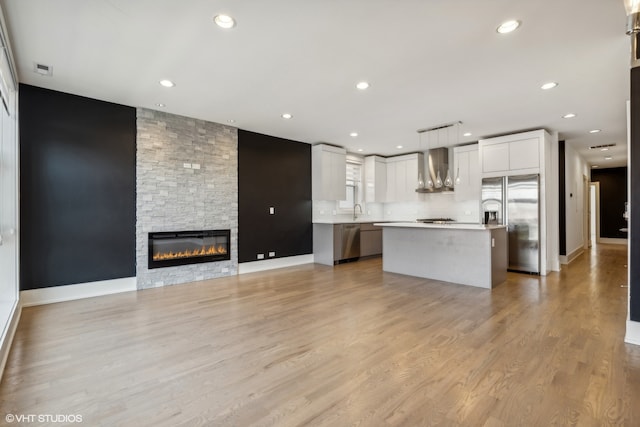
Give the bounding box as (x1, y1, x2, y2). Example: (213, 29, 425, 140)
(148, 229, 231, 269)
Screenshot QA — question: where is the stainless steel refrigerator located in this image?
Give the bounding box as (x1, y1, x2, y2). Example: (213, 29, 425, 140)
(481, 174, 540, 274)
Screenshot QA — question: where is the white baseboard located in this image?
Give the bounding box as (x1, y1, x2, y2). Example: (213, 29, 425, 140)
(626, 320, 640, 346)
(560, 247, 584, 265)
(20, 277, 137, 307)
(598, 238, 628, 245)
(238, 254, 314, 274)
(0, 301, 21, 384)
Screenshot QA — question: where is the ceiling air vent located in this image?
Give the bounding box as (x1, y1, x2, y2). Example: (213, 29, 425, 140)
(589, 143, 616, 150)
(33, 62, 52, 76)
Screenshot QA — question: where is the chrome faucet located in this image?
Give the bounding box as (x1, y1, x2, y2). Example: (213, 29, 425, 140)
(353, 203, 363, 221)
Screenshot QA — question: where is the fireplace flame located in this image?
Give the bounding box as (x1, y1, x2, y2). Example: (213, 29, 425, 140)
(153, 245, 227, 261)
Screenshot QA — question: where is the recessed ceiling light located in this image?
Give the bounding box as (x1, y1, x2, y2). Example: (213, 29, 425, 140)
(562, 113, 576, 119)
(541, 82, 558, 90)
(159, 79, 175, 88)
(463, 132, 472, 137)
(281, 113, 292, 119)
(592, 165, 599, 168)
(600, 147, 609, 151)
(214, 14, 236, 29)
(605, 156, 613, 160)
(357, 148, 364, 152)
(356, 81, 370, 90)
(156, 103, 165, 108)
(350, 132, 358, 137)
(589, 129, 601, 133)
(396, 145, 403, 149)
(497, 20, 521, 34)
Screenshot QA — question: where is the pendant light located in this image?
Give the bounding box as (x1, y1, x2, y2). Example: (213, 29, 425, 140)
(425, 130, 434, 189)
(434, 128, 443, 188)
(417, 131, 425, 189)
(443, 126, 454, 188)
(453, 122, 463, 187)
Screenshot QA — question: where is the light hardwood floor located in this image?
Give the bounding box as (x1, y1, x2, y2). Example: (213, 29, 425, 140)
(1, 244, 639, 426)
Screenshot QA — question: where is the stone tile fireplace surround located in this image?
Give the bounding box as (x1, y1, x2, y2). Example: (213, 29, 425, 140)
(136, 108, 238, 289)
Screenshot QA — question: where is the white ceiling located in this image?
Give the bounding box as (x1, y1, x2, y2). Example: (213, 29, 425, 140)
(1, 0, 631, 168)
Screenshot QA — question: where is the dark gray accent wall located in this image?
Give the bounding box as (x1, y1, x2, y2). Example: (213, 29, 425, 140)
(559, 141, 566, 256)
(238, 130, 312, 263)
(591, 167, 628, 239)
(630, 67, 640, 322)
(19, 84, 136, 290)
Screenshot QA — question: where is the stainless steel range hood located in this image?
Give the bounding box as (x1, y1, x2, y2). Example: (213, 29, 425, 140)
(416, 121, 460, 193)
(419, 147, 453, 193)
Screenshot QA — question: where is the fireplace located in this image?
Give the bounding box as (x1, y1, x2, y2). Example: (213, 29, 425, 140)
(148, 229, 231, 269)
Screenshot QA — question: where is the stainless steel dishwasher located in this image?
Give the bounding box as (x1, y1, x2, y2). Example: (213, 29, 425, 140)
(337, 223, 360, 263)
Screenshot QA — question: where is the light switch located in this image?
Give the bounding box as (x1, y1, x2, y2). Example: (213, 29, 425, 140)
(269, 207, 275, 215)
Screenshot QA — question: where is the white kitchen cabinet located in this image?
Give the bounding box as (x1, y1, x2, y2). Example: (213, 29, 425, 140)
(479, 132, 541, 177)
(385, 153, 424, 202)
(364, 156, 387, 203)
(386, 160, 397, 202)
(480, 142, 509, 174)
(453, 144, 480, 201)
(312, 144, 346, 200)
(509, 137, 540, 171)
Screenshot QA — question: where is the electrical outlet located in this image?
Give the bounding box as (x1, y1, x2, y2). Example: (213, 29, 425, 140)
(183, 163, 192, 169)
(269, 251, 275, 257)
(192, 163, 201, 170)
(257, 253, 265, 260)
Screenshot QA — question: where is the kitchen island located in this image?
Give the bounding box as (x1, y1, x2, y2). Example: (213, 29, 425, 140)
(374, 222, 507, 289)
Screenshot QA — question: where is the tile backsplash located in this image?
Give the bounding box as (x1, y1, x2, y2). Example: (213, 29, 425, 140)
(313, 194, 480, 223)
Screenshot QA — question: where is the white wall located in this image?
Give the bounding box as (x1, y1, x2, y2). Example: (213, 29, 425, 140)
(0, 85, 17, 307)
(564, 143, 590, 258)
(0, 1, 20, 381)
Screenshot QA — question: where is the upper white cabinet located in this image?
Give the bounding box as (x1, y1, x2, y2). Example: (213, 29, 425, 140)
(385, 153, 424, 202)
(364, 155, 387, 203)
(480, 142, 509, 174)
(453, 144, 480, 201)
(479, 131, 543, 177)
(312, 144, 346, 200)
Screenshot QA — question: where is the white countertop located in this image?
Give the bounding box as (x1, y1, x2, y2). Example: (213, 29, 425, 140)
(373, 222, 506, 230)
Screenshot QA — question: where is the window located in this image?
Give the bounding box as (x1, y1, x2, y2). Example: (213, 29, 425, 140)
(338, 159, 362, 211)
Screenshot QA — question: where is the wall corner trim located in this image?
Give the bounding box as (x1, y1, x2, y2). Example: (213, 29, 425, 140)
(20, 277, 137, 307)
(0, 301, 21, 384)
(238, 255, 314, 275)
(625, 320, 640, 346)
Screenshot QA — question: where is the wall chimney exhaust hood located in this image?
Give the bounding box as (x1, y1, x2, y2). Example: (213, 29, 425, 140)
(416, 147, 452, 193)
(415, 121, 460, 193)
